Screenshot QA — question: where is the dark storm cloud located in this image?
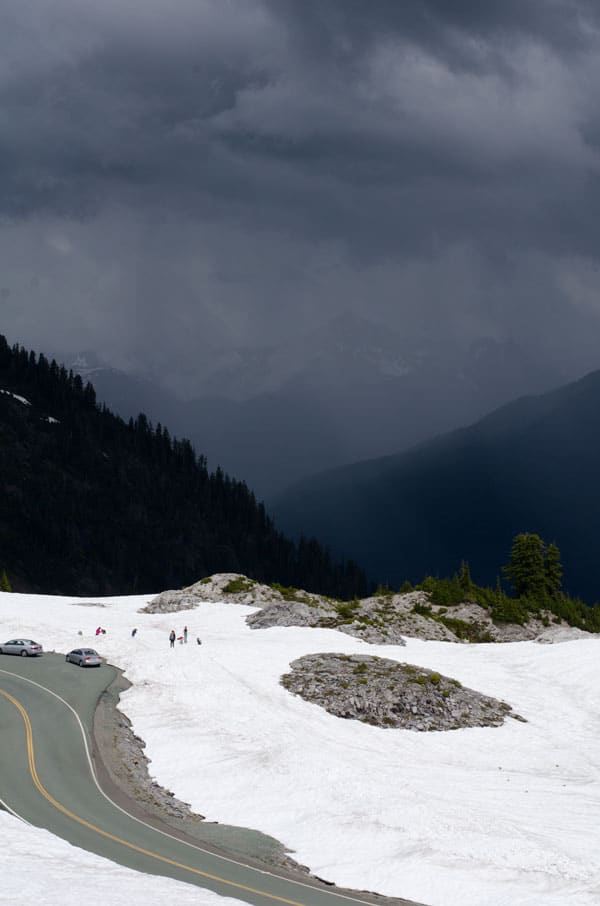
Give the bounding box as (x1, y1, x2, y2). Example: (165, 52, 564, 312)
(0, 0, 597, 248)
(268, 0, 600, 62)
(2, 0, 600, 384)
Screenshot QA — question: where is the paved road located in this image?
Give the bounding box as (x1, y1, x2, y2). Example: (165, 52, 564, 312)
(0, 655, 421, 906)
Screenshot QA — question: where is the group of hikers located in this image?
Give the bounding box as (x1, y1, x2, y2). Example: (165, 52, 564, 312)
(126, 625, 200, 646)
(168, 626, 201, 647)
(169, 626, 186, 647)
(83, 625, 201, 646)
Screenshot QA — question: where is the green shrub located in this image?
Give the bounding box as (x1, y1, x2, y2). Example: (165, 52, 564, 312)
(420, 575, 469, 606)
(335, 599, 360, 621)
(270, 582, 304, 602)
(547, 595, 600, 632)
(491, 596, 528, 625)
(223, 576, 255, 594)
(412, 602, 433, 617)
(437, 615, 490, 642)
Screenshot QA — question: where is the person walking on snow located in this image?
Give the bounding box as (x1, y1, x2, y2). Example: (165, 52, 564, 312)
(169, 629, 176, 648)
(183, 626, 188, 644)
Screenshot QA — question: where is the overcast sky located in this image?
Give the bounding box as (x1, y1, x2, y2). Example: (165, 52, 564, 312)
(2, 0, 600, 388)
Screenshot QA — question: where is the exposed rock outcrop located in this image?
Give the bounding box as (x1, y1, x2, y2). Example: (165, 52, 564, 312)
(142, 573, 590, 645)
(282, 654, 525, 731)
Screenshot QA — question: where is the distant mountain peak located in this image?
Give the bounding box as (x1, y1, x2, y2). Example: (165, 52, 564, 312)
(70, 350, 115, 379)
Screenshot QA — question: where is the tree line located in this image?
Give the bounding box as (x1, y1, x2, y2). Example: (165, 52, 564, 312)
(409, 533, 600, 632)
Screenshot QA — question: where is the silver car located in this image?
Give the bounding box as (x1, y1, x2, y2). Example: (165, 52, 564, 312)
(65, 648, 102, 668)
(0, 639, 44, 657)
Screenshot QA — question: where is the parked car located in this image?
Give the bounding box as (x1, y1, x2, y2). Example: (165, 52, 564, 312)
(0, 639, 44, 657)
(65, 648, 102, 668)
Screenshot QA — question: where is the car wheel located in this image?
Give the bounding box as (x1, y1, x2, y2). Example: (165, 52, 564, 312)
(65, 655, 70, 662)
(20, 649, 28, 657)
(79, 660, 85, 667)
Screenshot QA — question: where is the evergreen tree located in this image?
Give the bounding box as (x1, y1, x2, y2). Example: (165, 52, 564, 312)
(503, 533, 546, 599)
(458, 560, 473, 592)
(0, 570, 11, 592)
(544, 543, 563, 600)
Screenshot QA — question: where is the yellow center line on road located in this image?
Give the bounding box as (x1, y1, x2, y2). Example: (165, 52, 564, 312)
(0, 687, 308, 906)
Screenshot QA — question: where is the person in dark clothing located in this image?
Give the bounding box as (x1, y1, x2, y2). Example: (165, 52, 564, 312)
(169, 629, 176, 648)
(196, 637, 202, 646)
(131, 628, 138, 638)
(183, 626, 188, 644)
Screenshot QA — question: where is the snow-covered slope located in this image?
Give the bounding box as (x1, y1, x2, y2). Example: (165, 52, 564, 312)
(1, 590, 599, 906)
(1, 811, 238, 906)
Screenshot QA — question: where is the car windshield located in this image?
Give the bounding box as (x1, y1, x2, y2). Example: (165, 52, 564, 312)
(83, 649, 98, 656)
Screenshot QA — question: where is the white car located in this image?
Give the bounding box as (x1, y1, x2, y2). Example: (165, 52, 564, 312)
(0, 638, 43, 657)
(65, 648, 102, 667)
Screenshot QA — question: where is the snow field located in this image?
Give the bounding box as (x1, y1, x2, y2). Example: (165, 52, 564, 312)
(0, 811, 240, 906)
(1, 590, 599, 906)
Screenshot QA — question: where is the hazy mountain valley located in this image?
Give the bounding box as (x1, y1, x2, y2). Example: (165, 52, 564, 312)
(273, 367, 600, 603)
(64, 313, 566, 497)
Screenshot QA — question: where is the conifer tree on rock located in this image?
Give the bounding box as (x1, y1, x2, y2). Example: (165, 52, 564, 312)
(504, 533, 564, 603)
(504, 533, 546, 599)
(0, 569, 11, 592)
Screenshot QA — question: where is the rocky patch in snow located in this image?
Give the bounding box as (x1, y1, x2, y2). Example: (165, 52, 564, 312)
(282, 654, 525, 731)
(142, 574, 408, 644)
(141, 574, 280, 613)
(534, 625, 593, 644)
(141, 590, 205, 613)
(142, 573, 588, 645)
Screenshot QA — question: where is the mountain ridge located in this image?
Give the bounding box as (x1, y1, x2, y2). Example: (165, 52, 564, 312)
(273, 367, 600, 603)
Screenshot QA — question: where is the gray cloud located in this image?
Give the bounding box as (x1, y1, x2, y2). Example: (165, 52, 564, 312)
(2, 0, 600, 388)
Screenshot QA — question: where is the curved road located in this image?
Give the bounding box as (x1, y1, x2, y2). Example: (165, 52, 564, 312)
(0, 655, 421, 906)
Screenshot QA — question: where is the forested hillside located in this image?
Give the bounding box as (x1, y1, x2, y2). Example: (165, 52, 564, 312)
(0, 336, 366, 597)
